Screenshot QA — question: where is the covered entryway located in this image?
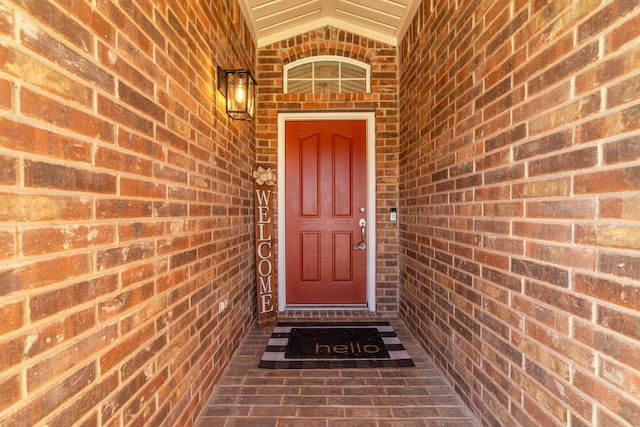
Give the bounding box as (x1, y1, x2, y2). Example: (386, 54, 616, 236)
(195, 313, 481, 426)
(278, 113, 377, 311)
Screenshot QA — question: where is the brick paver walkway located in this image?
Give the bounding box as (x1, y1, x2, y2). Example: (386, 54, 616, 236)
(195, 313, 481, 426)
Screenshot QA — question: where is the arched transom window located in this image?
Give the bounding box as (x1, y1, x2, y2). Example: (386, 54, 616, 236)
(284, 56, 370, 94)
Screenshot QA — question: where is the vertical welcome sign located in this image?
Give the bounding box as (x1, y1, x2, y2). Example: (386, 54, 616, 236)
(253, 167, 277, 327)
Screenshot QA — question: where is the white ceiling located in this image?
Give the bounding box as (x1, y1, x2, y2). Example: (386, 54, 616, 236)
(238, 0, 422, 47)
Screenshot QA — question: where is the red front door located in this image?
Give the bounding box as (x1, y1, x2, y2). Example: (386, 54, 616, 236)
(285, 120, 367, 305)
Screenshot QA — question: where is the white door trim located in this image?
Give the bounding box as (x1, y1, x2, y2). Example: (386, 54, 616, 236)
(277, 112, 377, 312)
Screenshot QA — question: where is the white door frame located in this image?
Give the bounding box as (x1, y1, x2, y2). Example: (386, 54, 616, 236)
(277, 111, 377, 312)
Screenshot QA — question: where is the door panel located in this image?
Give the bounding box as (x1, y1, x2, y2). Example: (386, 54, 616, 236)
(285, 120, 367, 305)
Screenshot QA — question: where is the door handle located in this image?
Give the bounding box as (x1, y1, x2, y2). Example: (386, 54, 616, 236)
(353, 218, 366, 250)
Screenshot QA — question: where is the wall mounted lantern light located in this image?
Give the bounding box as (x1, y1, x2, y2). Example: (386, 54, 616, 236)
(217, 66, 256, 121)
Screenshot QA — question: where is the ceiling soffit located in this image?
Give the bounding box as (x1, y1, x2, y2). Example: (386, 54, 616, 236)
(238, 0, 422, 48)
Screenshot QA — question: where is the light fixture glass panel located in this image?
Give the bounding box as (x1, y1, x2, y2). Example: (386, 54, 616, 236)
(218, 67, 256, 120)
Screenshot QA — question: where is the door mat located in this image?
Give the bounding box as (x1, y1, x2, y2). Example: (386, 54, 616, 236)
(258, 321, 415, 369)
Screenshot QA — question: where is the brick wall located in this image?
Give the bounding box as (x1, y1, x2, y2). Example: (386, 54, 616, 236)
(256, 27, 401, 312)
(0, 0, 256, 425)
(399, 1, 640, 426)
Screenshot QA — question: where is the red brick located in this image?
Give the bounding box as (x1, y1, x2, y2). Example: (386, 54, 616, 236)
(607, 8, 640, 52)
(118, 128, 165, 160)
(521, 373, 568, 424)
(98, 94, 153, 136)
(97, 282, 155, 323)
(600, 358, 640, 403)
(120, 261, 166, 288)
(118, 81, 164, 121)
(0, 230, 15, 260)
(576, 273, 640, 311)
(0, 1, 259, 425)
(526, 199, 596, 219)
(483, 201, 523, 217)
(30, 275, 117, 321)
(17, 0, 93, 54)
(25, 160, 116, 193)
(525, 321, 594, 371)
(530, 42, 599, 96)
(603, 135, 640, 165)
(514, 177, 572, 199)
(0, 78, 11, 110)
(96, 199, 153, 219)
(511, 259, 569, 288)
(574, 319, 640, 373)
(1, 46, 92, 106)
(575, 224, 640, 251)
(0, 2, 12, 36)
(513, 130, 571, 161)
(96, 242, 154, 271)
(527, 241, 596, 270)
(513, 221, 571, 243)
(27, 324, 117, 394)
(157, 235, 190, 255)
(577, 104, 640, 144)
(0, 374, 19, 412)
(530, 146, 598, 176)
(0, 253, 90, 295)
(24, 308, 94, 359)
(578, 0, 640, 42)
(0, 154, 16, 185)
(120, 177, 166, 198)
(608, 72, 640, 108)
(481, 267, 522, 292)
(0, 192, 92, 222)
(484, 165, 524, 185)
(485, 124, 526, 153)
(95, 146, 153, 176)
(45, 372, 117, 427)
(5, 363, 95, 426)
(513, 296, 570, 335)
(22, 224, 114, 255)
(514, 84, 569, 124)
(0, 118, 92, 162)
(0, 298, 23, 334)
(576, 164, 640, 194)
(574, 369, 640, 426)
(480, 237, 522, 257)
(598, 305, 640, 341)
(514, 33, 574, 87)
(600, 195, 640, 220)
(525, 281, 592, 318)
(599, 251, 640, 281)
(20, 89, 114, 142)
(154, 163, 188, 183)
(575, 43, 640, 95)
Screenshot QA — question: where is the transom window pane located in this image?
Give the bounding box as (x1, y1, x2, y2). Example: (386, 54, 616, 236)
(285, 57, 370, 94)
(288, 63, 312, 79)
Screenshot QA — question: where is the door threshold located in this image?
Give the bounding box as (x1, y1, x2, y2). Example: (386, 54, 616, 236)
(283, 304, 371, 311)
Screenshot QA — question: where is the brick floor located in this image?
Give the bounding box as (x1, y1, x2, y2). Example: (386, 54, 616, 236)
(195, 312, 481, 426)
